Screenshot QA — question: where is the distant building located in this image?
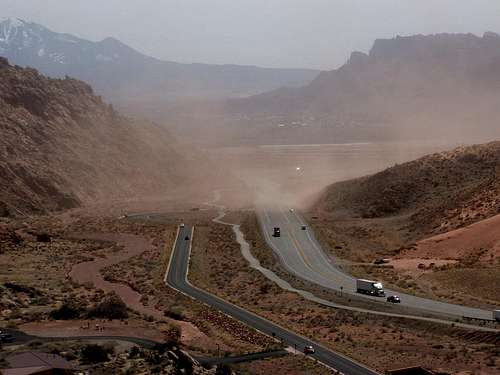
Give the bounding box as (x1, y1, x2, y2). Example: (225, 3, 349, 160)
(1, 352, 75, 375)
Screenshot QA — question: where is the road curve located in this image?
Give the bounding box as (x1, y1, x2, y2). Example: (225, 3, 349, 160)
(257, 207, 494, 321)
(165, 225, 380, 375)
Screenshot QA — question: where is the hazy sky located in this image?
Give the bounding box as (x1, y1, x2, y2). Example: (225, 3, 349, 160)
(2, 0, 500, 70)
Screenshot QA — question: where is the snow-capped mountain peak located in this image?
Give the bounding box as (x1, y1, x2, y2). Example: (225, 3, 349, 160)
(0, 18, 28, 44)
(0, 19, 318, 101)
(3, 17, 24, 27)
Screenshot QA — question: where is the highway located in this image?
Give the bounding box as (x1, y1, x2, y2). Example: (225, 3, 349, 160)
(166, 225, 380, 375)
(257, 207, 494, 320)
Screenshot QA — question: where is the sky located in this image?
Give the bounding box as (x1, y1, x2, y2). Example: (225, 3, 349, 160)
(2, 0, 500, 70)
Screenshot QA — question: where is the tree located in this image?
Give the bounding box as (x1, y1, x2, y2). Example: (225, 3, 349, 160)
(80, 344, 110, 364)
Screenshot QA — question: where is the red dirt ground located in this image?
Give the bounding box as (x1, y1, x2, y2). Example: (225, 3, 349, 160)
(68, 232, 211, 347)
(400, 213, 500, 261)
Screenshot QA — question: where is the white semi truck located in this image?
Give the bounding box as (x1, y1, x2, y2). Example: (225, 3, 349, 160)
(356, 279, 385, 297)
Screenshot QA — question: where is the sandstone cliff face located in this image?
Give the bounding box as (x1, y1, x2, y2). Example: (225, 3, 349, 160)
(0, 57, 187, 216)
(227, 33, 500, 143)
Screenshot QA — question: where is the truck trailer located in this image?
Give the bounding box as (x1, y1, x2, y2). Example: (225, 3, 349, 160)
(494, 309, 500, 321)
(356, 279, 385, 296)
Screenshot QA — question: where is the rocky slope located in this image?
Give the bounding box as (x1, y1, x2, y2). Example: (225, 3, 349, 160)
(226, 32, 500, 144)
(318, 141, 500, 236)
(0, 18, 318, 102)
(0, 57, 204, 216)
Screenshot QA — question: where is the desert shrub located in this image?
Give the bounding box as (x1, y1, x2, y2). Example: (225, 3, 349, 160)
(36, 233, 51, 242)
(174, 350, 194, 374)
(50, 302, 83, 320)
(61, 350, 78, 361)
(164, 305, 185, 320)
(80, 344, 111, 364)
(129, 346, 141, 358)
(163, 325, 182, 349)
(4, 282, 41, 297)
(28, 340, 43, 348)
(216, 364, 233, 375)
(86, 292, 128, 319)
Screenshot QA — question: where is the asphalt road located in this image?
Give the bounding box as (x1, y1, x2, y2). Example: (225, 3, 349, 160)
(257, 207, 494, 320)
(1, 328, 161, 349)
(166, 225, 380, 375)
(2, 328, 287, 367)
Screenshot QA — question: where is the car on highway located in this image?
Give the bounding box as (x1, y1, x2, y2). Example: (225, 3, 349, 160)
(184, 235, 190, 241)
(303, 345, 315, 354)
(387, 295, 401, 303)
(301, 225, 306, 230)
(0, 333, 15, 343)
(180, 223, 185, 228)
(273, 227, 281, 237)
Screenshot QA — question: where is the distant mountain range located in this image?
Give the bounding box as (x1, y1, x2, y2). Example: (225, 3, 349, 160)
(223, 32, 500, 144)
(0, 18, 318, 102)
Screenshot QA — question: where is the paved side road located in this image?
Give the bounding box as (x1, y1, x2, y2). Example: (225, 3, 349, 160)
(166, 225, 380, 375)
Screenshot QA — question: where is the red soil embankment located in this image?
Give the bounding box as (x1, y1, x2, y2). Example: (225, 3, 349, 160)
(403, 213, 500, 261)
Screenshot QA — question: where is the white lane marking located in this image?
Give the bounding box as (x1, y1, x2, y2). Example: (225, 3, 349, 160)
(280, 207, 291, 223)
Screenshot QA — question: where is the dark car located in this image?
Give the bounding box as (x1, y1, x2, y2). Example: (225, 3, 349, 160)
(301, 225, 306, 230)
(387, 295, 401, 303)
(0, 333, 15, 343)
(303, 345, 315, 354)
(184, 236, 190, 241)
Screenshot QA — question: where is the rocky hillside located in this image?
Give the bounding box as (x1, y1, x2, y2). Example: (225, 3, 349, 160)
(226, 32, 500, 144)
(318, 141, 500, 236)
(0, 57, 201, 216)
(0, 18, 318, 102)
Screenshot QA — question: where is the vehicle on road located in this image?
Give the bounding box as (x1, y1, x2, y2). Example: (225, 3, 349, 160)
(356, 279, 385, 296)
(494, 309, 500, 321)
(184, 235, 190, 241)
(0, 333, 15, 343)
(387, 295, 401, 303)
(373, 258, 390, 265)
(303, 345, 315, 354)
(180, 223, 185, 228)
(289, 208, 294, 212)
(273, 227, 281, 237)
(301, 225, 306, 230)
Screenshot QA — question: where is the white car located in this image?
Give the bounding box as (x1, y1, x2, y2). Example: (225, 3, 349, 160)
(180, 223, 185, 228)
